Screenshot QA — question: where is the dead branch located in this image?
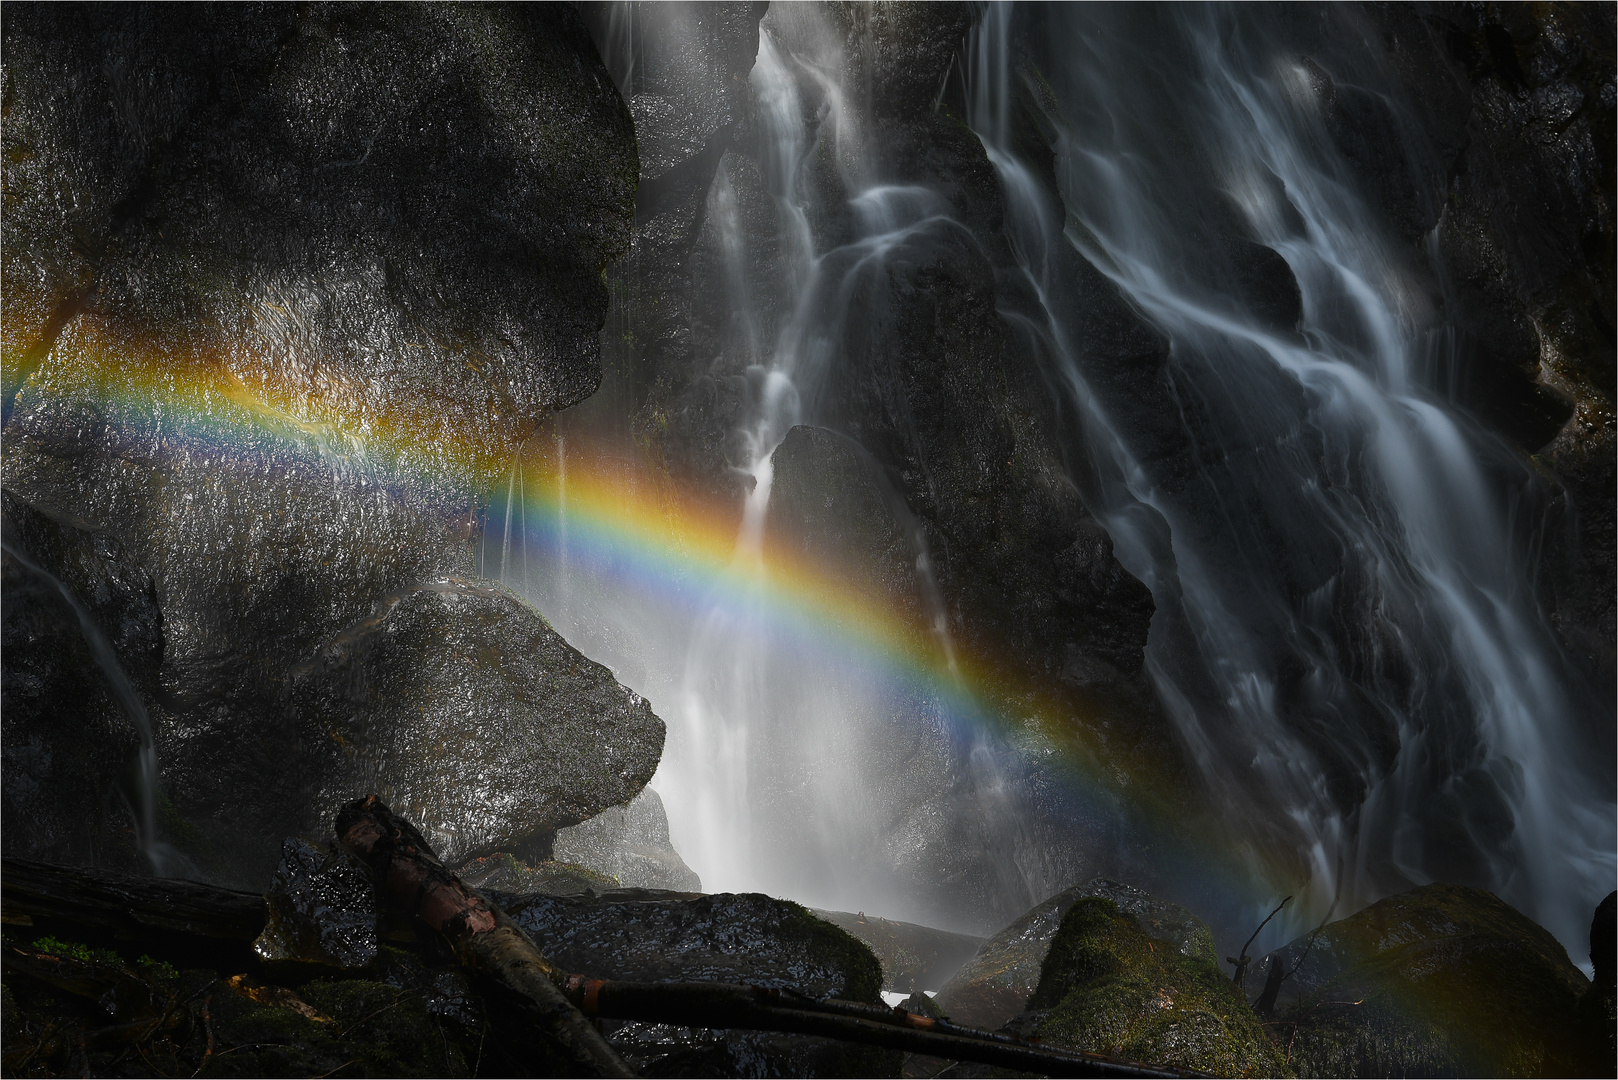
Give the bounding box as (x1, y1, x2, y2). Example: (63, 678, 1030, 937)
(334, 795, 634, 1079)
(559, 977, 1205, 1078)
(1226, 895, 1291, 993)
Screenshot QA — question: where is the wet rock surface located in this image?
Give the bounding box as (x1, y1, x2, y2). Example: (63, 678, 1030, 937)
(1360, 4, 1616, 697)
(252, 838, 377, 971)
(1, 493, 155, 872)
(1, 3, 653, 886)
(552, 787, 702, 893)
(1257, 883, 1596, 1078)
(290, 580, 664, 867)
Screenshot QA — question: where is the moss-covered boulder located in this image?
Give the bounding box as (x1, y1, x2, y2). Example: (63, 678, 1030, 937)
(1, 935, 479, 1078)
(1022, 895, 1289, 1077)
(1259, 883, 1595, 1078)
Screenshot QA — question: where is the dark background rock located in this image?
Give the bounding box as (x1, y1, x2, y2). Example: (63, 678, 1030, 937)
(552, 787, 702, 893)
(809, 908, 984, 995)
(0, 493, 156, 873)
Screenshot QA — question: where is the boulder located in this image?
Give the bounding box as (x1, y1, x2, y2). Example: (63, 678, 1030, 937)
(0, 4, 654, 886)
(934, 877, 1208, 1032)
(552, 786, 702, 893)
(501, 889, 896, 1077)
(290, 579, 664, 867)
(809, 908, 984, 995)
(1023, 893, 1287, 1078)
(1258, 882, 1595, 1078)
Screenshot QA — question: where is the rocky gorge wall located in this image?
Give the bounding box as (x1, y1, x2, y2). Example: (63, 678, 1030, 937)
(1, 0, 1611, 972)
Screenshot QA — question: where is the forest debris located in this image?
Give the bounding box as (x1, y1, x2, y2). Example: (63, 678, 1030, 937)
(334, 794, 635, 1078)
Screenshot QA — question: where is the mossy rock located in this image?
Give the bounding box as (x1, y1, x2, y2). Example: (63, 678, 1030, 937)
(2, 934, 480, 1078)
(1026, 896, 1290, 1078)
(1261, 883, 1595, 1078)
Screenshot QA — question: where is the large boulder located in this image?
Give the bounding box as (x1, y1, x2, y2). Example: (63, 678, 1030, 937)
(934, 878, 1210, 1032)
(552, 786, 702, 892)
(501, 889, 895, 1077)
(1258, 883, 1595, 1078)
(1023, 893, 1288, 1078)
(0, 3, 654, 886)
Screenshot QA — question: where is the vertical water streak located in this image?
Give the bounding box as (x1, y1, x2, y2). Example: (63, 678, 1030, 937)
(968, 4, 1613, 952)
(1, 538, 188, 876)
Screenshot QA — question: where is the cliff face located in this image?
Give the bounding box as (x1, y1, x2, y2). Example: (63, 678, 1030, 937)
(1358, 2, 1615, 701)
(1, 4, 659, 883)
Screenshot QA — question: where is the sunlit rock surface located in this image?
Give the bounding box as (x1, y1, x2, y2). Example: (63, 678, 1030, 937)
(0, 3, 651, 885)
(1257, 883, 1596, 1078)
(552, 786, 702, 892)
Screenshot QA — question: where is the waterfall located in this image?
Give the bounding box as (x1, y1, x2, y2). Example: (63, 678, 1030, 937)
(969, 4, 1613, 952)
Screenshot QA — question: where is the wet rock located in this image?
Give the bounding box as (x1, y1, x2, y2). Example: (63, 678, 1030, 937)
(553, 786, 702, 893)
(1258, 882, 1593, 1078)
(933, 878, 1213, 1033)
(0, 936, 481, 1078)
(810, 908, 984, 994)
(1366, 4, 1616, 690)
(453, 852, 622, 897)
(0, 492, 156, 872)
(1022, 894, 1287, 1078)
(291, 580, 664, 867)
(1577, 890, 1617, 1072)
(1, 4, 647, 886)
(253, 837, 377, 970)
(501, 888, 896, 1077)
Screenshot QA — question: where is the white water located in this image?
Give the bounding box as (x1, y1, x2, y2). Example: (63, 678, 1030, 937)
(968, 4, 1613, 954)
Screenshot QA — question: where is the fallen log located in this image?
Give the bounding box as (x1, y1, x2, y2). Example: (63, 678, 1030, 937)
(560, 977, 1204, 1078)
(334, 795, 636, 1078)
(4, 845, 1206, 1078)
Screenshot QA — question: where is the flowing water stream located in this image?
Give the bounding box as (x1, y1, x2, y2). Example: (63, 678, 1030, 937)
(493, 2, 1611, 955)
(969, 4, 1613, 952)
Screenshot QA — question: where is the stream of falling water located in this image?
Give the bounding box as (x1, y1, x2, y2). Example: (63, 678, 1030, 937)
(968, 4, 1613, 954)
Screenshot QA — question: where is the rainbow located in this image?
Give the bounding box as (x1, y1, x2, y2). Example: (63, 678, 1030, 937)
(3, 321, 1298, 937)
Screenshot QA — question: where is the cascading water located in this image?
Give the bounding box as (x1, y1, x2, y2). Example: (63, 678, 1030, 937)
(488, 5, 1085, 932)
(968, 4, 1614, 954)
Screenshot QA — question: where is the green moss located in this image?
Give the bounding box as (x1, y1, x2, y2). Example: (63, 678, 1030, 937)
(1029, 897, 1290, 1078)
(783, 904, 887, 1005)
(29, 935, 123, 966)
(1275, 884, 1592, 1078)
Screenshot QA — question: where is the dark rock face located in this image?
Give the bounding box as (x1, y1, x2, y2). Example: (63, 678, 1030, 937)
(809, 908, 984, 995)
(1361, 4, 1616, 696)
(252, 837, 377, 971)
(552, 787, 702, 893)
(1259, 883, 1594, 1078)
(502, 889, 895, 1077)
(1024, 895, 1286, 1078)
(0, 493, 156, 872)
(2, 3, 636, 454)
(0, 4, 655, 886)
